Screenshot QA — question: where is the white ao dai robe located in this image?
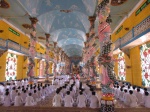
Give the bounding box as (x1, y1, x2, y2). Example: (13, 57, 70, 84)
(64, 95, 74, 107)
(53, 94, 62, 107)
(77, 95, 86, 108)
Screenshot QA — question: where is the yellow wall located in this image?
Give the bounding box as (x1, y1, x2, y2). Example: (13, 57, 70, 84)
(34, 59, 38, 77)
(36, 59, 40, 77)
(22, 57, 28, 79)
(0, 52, 7, 81)
(49, 62, 53, 74)
(130, 46, 142, 86)
(17, 55, 24, 80)
(0, 20, 55, 81)
(49, 51, 55, 59)
(112, 0, 150, 42)
(0, 20, 29, 48)
(36, 43, 46, 54)
(124, 54, 132, 84)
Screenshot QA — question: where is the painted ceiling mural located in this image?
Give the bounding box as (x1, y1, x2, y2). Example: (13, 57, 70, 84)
(0, 0, 140, 57)
(16, 0, 97, 57)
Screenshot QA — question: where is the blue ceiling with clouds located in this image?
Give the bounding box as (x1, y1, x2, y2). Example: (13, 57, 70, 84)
(0, 0, 140, 57)
(16, 0, 97, 57)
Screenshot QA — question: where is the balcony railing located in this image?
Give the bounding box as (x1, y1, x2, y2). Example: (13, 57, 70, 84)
(0, 38, 54, 62)
(21, 46, 29, 55)
(114, 16, 150, 50)
(0, 38, 6, 48)
(7, 40, 21, 51)
(36, 52, 42, 59)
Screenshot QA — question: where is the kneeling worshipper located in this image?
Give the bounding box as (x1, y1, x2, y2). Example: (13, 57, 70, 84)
(14, 93, 23, 106)
(76, 91, 87, 108)
(64, 91, 74, 107)
(142, 92, 150, 108)
(25, 93, 35, 106)
(136, 88, 143, 105)
(10, 87, 17, 103)
(118, 88, 124, 101)
(53, 89, 62, 107)
(89, 91, 99, 108)
(3, 92, 11, 107)
(128, 90, 138, 107)
(21, 90, 27, 104)
(37, 88, 42, 101)
(123, 89, 129, 105)
(32, 90, 38, 104)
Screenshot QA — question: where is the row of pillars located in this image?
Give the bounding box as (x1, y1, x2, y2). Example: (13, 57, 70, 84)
(27, 17, 70, 83)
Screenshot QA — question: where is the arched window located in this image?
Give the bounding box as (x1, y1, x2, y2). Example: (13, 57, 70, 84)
(118, 52, 126, 81)
(5, 53, 17, 81)
(140, 43, 150, 87)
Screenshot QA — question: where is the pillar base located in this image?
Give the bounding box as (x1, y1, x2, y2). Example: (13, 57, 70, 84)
(45, 75, 50, 83)
(28, 76, 34, 84)
(100, 99, 115, 112)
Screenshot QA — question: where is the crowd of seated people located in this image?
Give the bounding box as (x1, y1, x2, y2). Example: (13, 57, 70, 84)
(113, 82, 150, 108)
(52, 77, 99, 108)
(0, 79, 55, 106)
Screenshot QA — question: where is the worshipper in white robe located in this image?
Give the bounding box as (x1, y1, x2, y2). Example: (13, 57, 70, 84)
(76, 91, 87, 108)
(61, 86, 67, 98)
(37, 88, 42, 101)
(75, 78, 80, 89)
(132, 86, 137, 95)
(70, 78, 74, 85)
(17, 81, 22, 88)
(136, 88, 143, 105)
(115, 86, 120, 99)
(89, 91, 99, 108)
(53, 90, 62, 107)
(41, 87, 46, 99)
(70, 87, 75, 99)
(64, 91, 74, 107)
(45, 85, 50, 96)
(14, 93, 23, 106)
(11, 89, 18, 103)
(142, 92, 150, 108)
(123, 89, 130, 106)
(21, 90, 27, 104)
(86, 88, 93, 100)
(25, 93, 35, 106)
(10, 87, 16, 101)
(32, 90, 38, 103)
(128, 90, 138, 107)
(3, 92, 11, 107)
(73, 84, 77, 94)
(118, 88, 124, 101)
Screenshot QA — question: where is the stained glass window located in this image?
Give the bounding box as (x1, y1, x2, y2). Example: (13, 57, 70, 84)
(118, 52, 126, 81)
(140, 43, 150, 87)
(5, 53, 17, 81)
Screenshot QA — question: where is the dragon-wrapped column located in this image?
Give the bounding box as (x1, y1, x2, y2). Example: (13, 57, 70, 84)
(27, 17, 38, 84)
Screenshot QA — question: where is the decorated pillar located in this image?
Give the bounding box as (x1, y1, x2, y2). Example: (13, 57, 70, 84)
(88, 16, 96, 37)
(97, 0, 116, 112)
(27, 17, 38, 84)
(45, 34, 50, 82)
(53, 42, 57, 77)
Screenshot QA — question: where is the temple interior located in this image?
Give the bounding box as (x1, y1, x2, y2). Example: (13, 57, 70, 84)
(0, 0, 150, 112)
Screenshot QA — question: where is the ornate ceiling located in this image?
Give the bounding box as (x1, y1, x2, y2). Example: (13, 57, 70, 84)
(0, 0, 140, 57)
